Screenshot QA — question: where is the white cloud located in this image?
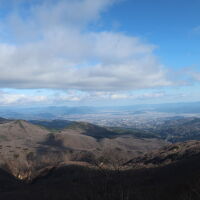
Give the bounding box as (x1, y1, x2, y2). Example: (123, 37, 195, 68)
(189, 71, 200, 81)
(0, 0, 171, 92)
(0, 90, 166, 105)
(182, 67, 200, 83)
(0, 91, 48, 105)
(56, 91, 167, 102)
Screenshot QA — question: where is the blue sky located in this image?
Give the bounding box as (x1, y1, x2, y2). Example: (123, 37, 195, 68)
(0, 0, 200, 106)
(102, 0, 200, 68)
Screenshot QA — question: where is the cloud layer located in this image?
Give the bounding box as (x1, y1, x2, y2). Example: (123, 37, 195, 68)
(0, 89, 167, 105)
(0, 0, 171, 92)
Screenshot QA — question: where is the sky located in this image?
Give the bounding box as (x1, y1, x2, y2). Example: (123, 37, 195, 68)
(0, 0, 200, 106)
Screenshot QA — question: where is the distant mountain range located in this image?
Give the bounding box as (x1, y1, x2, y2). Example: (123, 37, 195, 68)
(1, 102, 200, 120)
(0, 106, 99, 120)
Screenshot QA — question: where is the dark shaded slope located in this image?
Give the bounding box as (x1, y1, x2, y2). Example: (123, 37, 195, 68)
(108, 127, 160, 139)
(64, 122, 118, 139)
(30, 119, 73, 130)
(0, 117, 12, 124)
(0, 152, 200, 200)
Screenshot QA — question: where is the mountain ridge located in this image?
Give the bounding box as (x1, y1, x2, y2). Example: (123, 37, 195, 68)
(0, 118, 167, 181)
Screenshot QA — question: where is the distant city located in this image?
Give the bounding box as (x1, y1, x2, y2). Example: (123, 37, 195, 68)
(1, 102, 200, 129)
